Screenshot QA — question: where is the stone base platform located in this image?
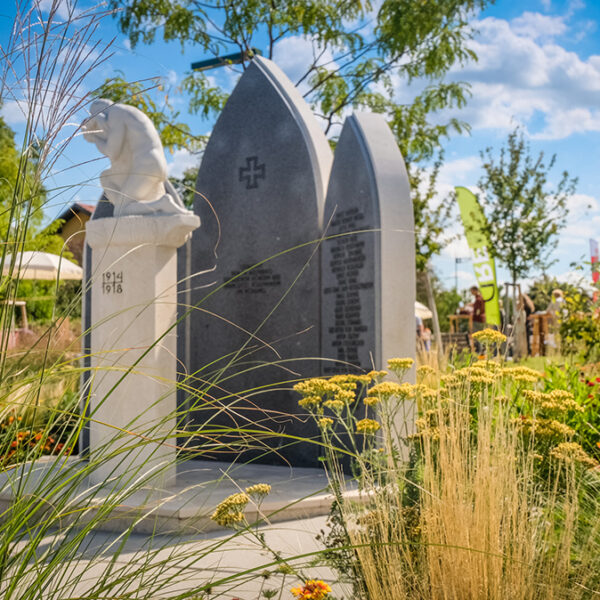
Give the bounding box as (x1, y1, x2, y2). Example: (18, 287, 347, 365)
(0, 457, 343, 535)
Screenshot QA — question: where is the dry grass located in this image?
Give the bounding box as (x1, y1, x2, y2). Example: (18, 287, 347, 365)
(311, 366, 600, 600)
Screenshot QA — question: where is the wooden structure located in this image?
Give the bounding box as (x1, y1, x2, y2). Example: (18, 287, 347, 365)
(449, 314, 473, 334)
(529, 312, 551, 356)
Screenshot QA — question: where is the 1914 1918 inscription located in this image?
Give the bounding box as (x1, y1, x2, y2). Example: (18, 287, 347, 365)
(102, 270, 123, 294)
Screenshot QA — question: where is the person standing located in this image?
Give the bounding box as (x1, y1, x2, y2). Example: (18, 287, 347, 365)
(470, 286, 486, 331)
(469, 286, 486, 354)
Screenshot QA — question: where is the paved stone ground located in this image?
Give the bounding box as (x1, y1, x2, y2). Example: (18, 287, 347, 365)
(31, 515, 344, 599)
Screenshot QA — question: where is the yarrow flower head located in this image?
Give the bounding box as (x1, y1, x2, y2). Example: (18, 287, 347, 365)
(335, 389, 356, 403)
(417, 365, 435, 379)
(550, 442, 599, 468)
(294, 379, 341, 399)
(367, 370, 388, 382)
(356, 418, 381, 435)
(503, 366, 543, 381)
(387, 357, 414, 377)
(472, 328, 507, 345)
(318, 417, 333, 428)
(323, 399, 345, 413)
(291, 580, 332, 600)
(298, 396, 321, 410)
(245, 483, 271, 498)
(367, 381, 402, 401)
(211, 492, 250, 528)
(328, 375, 360, 391)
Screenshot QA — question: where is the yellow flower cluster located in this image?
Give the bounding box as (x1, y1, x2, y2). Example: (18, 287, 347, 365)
(550, 442, 599, 468)
(335, 389, 356, 403)
(318, 417, 333, 428)
(366, 381, 415, 403)
(417, 365, 435, 378)
(523, 389, 583, 415)
(472, 328, 507, 345)
(418, 386, 439, 400)
(387, 357, 414, 376)
(472, 360, 502, 375)
(298, 396, 321, 409)
(440, 374, 461, 389)
(413, 412, 441, 441)
(211, 492, 250, 527)
(367, 370, 388, 382)
(245, 483, 271, 498)
(291, 580, 332, 600)
(356, 418, 381, 434)
(323, 399, 345, 412)
(469, 373, 496, 386)
(294, 378, 340, 398)
(545, 390, 584, 413)
(329, 375, 358, 391)
(514, 416, 575, 440)
(504, 366, 543, 380)
(454, 366, 497, 386)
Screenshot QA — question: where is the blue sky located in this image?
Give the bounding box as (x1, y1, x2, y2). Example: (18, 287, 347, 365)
(1, 0, 599, 292)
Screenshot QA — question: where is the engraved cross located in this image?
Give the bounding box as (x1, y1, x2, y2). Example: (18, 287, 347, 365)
(239, 156, 266, 189)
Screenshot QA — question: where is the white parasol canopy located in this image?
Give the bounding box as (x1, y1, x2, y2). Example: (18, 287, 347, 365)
(415, 300, 433, 320)
(2, 251, 82, 281)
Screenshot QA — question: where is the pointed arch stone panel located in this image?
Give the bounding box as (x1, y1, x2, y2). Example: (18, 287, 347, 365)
(183, 56, 332, 466)
(321, 113, 415, 376)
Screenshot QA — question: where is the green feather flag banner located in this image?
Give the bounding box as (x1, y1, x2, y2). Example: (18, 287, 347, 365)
(455, 186, 501, 327)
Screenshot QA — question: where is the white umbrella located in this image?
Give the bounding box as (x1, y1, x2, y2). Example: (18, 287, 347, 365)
(415, 300, 433, 320)
(2, 251, 82, 281)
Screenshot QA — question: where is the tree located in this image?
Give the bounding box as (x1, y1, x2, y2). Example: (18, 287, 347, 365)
(109, 0, 486, 163)
(0, 117, 67, 259)
(477, 129, 578, 289)
(104, 0, 484, 278)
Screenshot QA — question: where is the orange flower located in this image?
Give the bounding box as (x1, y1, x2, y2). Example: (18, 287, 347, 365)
(291, 580, 332, 600)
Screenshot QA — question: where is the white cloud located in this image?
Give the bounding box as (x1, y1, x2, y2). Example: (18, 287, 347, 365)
(273, 36, 338, 89)
(167, 148, 200, 178)
(123, 39, 131, 51)
(556, 269, 595, 292)
(511, 12, 567, 39)
(37, 0, 79, 20)
(441, 14, 600, 139)
(167, 70, 178, 86)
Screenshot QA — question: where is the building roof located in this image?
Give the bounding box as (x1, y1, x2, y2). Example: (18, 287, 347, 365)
(54, 202, 95, 231)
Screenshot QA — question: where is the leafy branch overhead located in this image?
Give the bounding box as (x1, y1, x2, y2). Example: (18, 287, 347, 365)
(108, 0, 487, 162)
(476, 128, 578, 285)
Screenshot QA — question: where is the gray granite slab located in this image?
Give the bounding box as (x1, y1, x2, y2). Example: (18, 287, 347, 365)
(321, 112, 415, 375)
(183, 56, 332, 467)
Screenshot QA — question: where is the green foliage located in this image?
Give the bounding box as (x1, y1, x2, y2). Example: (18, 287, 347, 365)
(527, 275, 583, 312)
(106, 0, 489, 268)
(93, 72, 210, 152)
(108, 0, 487, 149)
(543, 361, 600, 461)
(0, 117, 48, 252)
(411, 155, 455, 272)
(477, 128, 578, 285)
(559, 290, 600, 361)
(169, 167, 200, 209)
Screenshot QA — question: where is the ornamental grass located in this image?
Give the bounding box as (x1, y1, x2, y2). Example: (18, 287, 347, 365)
(295, 357, 600, 599)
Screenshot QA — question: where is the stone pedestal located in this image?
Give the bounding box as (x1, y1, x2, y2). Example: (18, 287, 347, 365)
(85, 214, 199, 486)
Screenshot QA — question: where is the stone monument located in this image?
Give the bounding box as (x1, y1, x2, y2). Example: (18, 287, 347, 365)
(82, 100, 200, 485)
(321, 112, 415, 377)
(182, 56, 332, 466)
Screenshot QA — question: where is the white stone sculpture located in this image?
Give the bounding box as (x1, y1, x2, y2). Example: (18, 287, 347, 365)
(82, 99, 190, 217)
